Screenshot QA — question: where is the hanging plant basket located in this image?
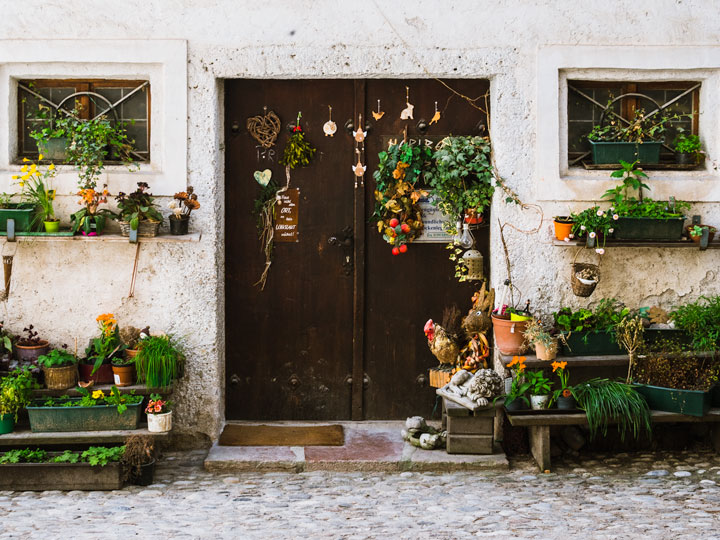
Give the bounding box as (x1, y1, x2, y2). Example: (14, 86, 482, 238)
(570, 248, 600, 298)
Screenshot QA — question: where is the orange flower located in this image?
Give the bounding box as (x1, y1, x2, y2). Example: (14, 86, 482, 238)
(552, 361, 568, 372)
(508, 356, 520, 367)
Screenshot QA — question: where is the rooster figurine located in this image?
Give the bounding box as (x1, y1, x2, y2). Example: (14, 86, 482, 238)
(424, 319, 460, 365)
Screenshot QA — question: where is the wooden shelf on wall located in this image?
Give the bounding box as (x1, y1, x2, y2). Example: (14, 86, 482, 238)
(552, 238, 718, 249)
(0, 232, 202, 243)
(499, 353, 629, 368)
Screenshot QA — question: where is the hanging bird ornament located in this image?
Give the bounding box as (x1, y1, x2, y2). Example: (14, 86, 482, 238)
(352, 149, 366, 177)
(372, 99, 385, 121)
(400, 86, 414, 120)
(323, 105, 337, 137)
(429, 101, 441, 125)
(352, 114, 367, 143)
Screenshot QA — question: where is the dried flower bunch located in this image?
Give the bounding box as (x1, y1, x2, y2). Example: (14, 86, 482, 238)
(168, 186, 200, 221)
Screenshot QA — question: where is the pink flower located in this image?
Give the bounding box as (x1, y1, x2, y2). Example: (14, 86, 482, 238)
(608, 228, 614, 233)
(589, 231, 597, 238)
(580, 225, 586, 231)
(154, 404, 162, 413)
(563, 237, 570, 242)
(596, 210, 604, 217)
(613, 214, 619, 220)
(595, 248, 605, 255)
(568, 233, 574, 239)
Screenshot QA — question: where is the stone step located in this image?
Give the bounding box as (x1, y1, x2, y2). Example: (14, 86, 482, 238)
(204, 421, 508, 473)
(0, 426, 170, 447)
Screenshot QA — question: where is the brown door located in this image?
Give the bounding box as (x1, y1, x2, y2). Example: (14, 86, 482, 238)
(225, 79, 489, 420)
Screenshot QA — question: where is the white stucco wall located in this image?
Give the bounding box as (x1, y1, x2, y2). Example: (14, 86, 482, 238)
(1, 0, 720, 443)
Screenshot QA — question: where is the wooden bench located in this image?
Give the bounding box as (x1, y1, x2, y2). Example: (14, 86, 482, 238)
(507, 408, 720, 471)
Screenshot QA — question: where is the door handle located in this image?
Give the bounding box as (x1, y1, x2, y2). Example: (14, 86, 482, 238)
(328, 226, 354, 276)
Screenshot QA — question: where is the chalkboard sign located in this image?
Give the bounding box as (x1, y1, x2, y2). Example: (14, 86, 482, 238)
(275, 188, 299, 242)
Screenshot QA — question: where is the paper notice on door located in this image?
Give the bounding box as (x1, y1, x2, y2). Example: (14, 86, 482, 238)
(415, 197, 452, 243)
(275, 188, 299, 243)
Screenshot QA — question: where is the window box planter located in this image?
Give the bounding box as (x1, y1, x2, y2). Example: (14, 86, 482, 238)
(26, 400, 142, 432)
(613, 217, 685, 241)
(589, 140, 662, 165)
(560, 330, 623, 356)
(0, 460, 121, 490)
(635, 384, 714, 417)
(0, 204, 36, 232)
(643, 328, 691, 347)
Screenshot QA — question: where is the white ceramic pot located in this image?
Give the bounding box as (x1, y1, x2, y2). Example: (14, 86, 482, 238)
(530, 395, 551, 410)
(147, 411, 173, 433)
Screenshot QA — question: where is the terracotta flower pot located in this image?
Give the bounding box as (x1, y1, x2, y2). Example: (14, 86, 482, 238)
(535, 340, 558, 361)
(553, 218, 574, 241)
(78, 362, 114, 385)
(15, 340, 50, 365)
(492, 314, 528, 355)
(112, 364, 135, 387)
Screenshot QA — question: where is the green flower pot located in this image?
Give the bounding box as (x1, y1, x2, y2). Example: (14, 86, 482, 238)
(0, 204, 36, 232)
(589, 140, 662, 165)
(560, 330, 623, 356)
(635, 384, 713, 417)
(0, 413, 14, 434)
(43, 220, 60, 233)
(614, 217, 685, 241)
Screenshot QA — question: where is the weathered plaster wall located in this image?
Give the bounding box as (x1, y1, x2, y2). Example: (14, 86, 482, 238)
(1, 0, 720, 441)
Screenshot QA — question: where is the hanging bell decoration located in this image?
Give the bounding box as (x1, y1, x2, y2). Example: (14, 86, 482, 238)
(462, 249, 484, 281)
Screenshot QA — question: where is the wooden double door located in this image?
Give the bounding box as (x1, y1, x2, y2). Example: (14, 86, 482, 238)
(225, 79, 490, 420)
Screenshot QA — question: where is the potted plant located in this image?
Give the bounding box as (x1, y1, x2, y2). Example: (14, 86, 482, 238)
(587, 108, 671, 165)
(670, 295, 720, 352)
(602, 161, 689, 241)
(553, 215, 575, 241)
(553, 298, 629, 356)
(12, 156, 59, 233)
(168, 186, 201, 236)
(80, 313, 124, 384)
(0, 322, 14, 372)
(673, 129, 703, 166)
(523, 319, 558, 361)
(573, 378, 651, 441)
(525, 369, 552, 409)
(14, 325, 50, 367)
(122, 434, 157, 486)
(0, 187, 36, 233)
(492, 308, 529, 356)
(0, 368, 36, 434)
(687, 224, 716, 244)
(111, 356, 135, 387)
(116, 182, 164, 237)
(146, 393, 173, 433)
(570, 206, 614, 250)
(27, 386, 143, 432)
(71, 185, 116, 236)
(550, 361, 575, 409)
(496, 355, 531, 411)
(135, 334, 185, 389)
(29, 104, 71, 161)
(37, 345, 77, 391)
(119, 325, 145, 361)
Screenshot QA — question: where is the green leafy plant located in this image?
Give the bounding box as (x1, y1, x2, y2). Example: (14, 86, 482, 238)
(135, 335, 185, 388)
(37, 345, 77, 368)
(0, 321, 13, 355)
(0, 448, 47, 464)
(570, 206, 615, 242)
(0, 368, 38, 421)
(495, 356, 531, 407)
(689, 225, 716, 238)
(0, 193, 15, 209)
(587, 108, 672, 143)
(12, 156, 57, 229)
(70, 185, 116, 235)
(51, 450, 81, 464)
(280, 117, 316, 169)
(81, 445, 125, 467)
(554, 298, 629, 338)
(115, 182, 163, 230)
(673, 129, 702, 155)
(671, 296, 720, 352)
(525, 369, 552, 396)
(522, 319, 557, 350)
(549, 360, 574, 404)
(47, 386, 142, 415)
(86, 313, 124, 375)
(572, 378, 652, 441)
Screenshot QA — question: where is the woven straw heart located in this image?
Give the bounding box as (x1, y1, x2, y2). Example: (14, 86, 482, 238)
(246, 110, 281, 149)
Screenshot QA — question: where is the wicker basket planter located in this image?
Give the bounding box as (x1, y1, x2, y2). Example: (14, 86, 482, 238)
(43, 364, 78, 391)
(118, 220, 161, 238)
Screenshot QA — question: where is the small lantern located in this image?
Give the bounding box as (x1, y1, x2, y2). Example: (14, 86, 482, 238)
(462, 249, 484, 281)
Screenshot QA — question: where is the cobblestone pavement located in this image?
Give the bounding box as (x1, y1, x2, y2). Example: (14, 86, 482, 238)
(1, 449, 719, 539)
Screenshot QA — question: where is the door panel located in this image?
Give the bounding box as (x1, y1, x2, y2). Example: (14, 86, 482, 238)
(225, 78, 490, 420)
(362, 79, 490, 419)
(225, 80, 356, 420)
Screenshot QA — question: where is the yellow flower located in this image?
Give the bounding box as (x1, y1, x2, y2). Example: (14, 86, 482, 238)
(29, 164, 37, 172)
(18, 181, 24, 187)
(20, 174, 30, 181)
(92, 390, 105, 399)
(48, 164, 55, 171)
(38, 154, 43, 161)
(22, 158, 29, 162)
(11, 175, 18, 180)
(20, 165, 27, 173)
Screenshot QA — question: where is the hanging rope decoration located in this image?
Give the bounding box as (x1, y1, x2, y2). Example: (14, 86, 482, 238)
(280, 112, 316, 169)
(246, 107, 281, 149)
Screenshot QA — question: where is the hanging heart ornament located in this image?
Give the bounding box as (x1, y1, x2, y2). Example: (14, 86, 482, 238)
(253, 169, 272, 186)
(246, 110, 281, 149)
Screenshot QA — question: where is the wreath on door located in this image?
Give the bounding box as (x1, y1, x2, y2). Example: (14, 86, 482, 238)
(372, 142, 432, 254)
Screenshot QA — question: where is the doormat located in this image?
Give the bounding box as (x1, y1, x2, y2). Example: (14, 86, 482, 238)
(218, 424, 345, 446)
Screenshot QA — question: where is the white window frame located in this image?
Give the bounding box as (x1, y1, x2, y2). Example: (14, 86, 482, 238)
(0, 39, 187, 195)
(537, 45, 720, 203)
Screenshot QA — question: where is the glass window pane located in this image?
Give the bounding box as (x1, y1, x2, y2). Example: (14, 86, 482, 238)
(125, 120, 148, 153)
(122, 88, 148, 119)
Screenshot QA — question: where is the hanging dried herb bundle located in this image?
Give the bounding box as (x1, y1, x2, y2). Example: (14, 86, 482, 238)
(280, 126, 316, 169)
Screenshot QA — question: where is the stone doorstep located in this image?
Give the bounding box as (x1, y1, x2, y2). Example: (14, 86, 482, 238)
(203, 421, 508, 473)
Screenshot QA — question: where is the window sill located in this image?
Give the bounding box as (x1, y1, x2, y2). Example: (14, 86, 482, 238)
(0, 232, 201, 243)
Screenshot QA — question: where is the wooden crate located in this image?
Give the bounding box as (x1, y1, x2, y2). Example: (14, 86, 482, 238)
(429, 367, 453, 388)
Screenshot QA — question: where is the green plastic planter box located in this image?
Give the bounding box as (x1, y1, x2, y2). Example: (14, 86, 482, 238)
(560, 330, 623, 356)
(643, 328, 691, 347)
(0, 204, 35, 232)
(635, 384, 713, 417)
(614, 217, 685, 241)
(589, 140, 662, 165)
(26, 400, 142, 432)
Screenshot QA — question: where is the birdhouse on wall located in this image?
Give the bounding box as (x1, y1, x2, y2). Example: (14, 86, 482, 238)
(462, 250, 484, 281)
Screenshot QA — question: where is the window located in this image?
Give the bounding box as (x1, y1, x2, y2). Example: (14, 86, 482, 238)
(567, 80, 700, 167)
(18, 79, 150, 163)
